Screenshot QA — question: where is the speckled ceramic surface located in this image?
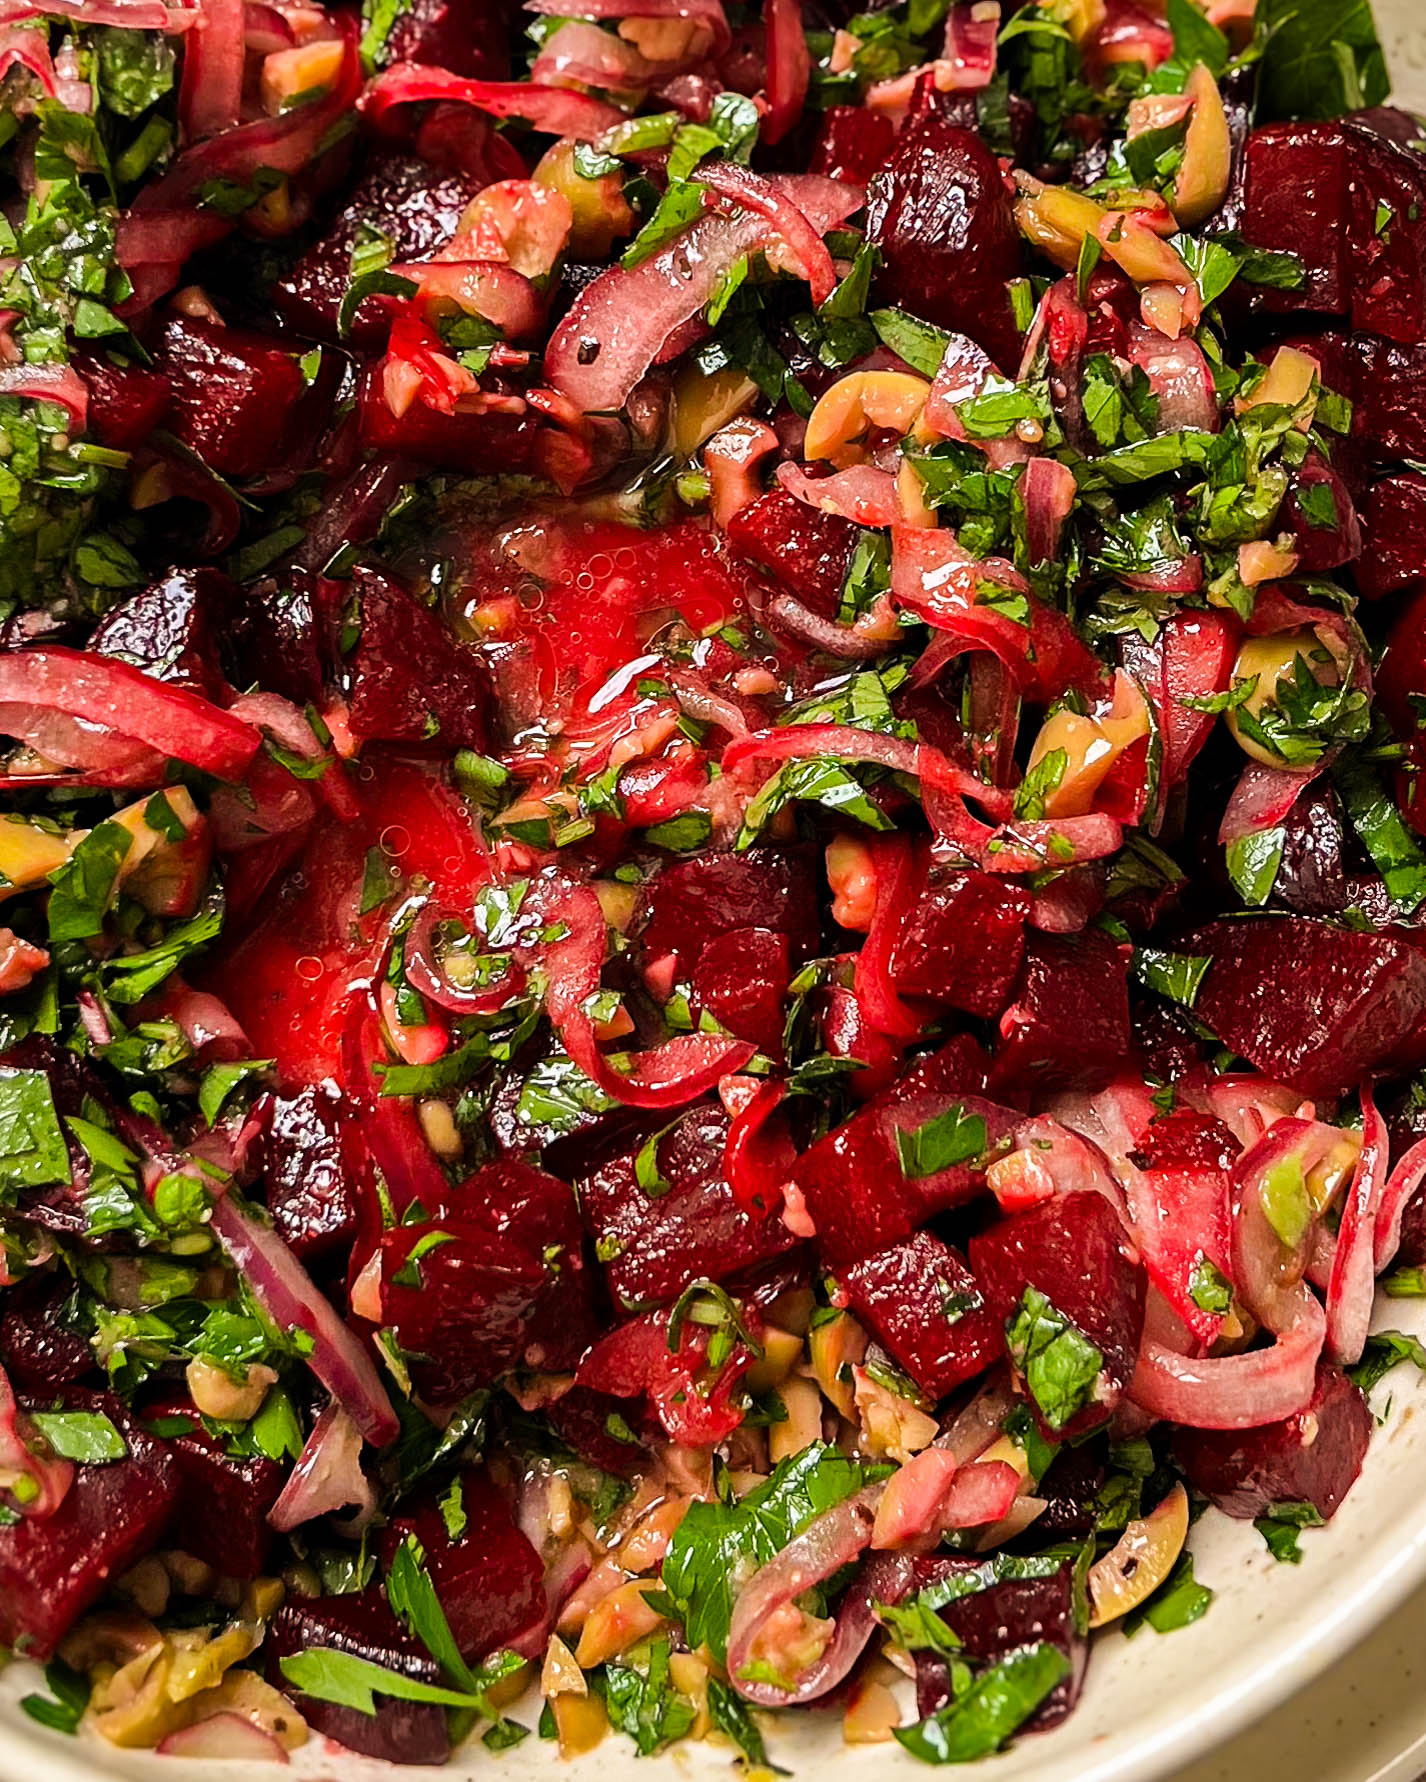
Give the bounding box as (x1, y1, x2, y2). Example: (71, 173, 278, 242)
(5, 9, 1426, 1782)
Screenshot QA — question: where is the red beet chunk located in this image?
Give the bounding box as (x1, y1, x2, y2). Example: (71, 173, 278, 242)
(842, 1230, 1001, 1400)
(152, 318, 311, 481)
(991, 931, 1131, 1095)
(343, 565, 492, 752)
(579, 1101, 798, 1310)
(1171, 1365, 1371, 1520)
(1183, 916, 1426, 1098)
(377, 0, 513, 77)
(89, 567, 234, 700)
(969, 1192, 1146, 1437)
(275, 153, 489, 345)
(1284, 457, 1360, 572)
(0, 1275, 94, 1393)
(888, 865, 1030, 1020)
(810, 105, 896, 186)
(226, 573, 327, 708)
(1359, 474, 1426, 599)
(73, 348, 171, 449)
(380, 1468, 544, 1662)
(546, 1385, 652, 1476)
(866, 115, 1024, 370)
(260, 1085, 359, 1261)
(909, 1553, 1085, 1731)
(689, 925, 790, 1058)
(725, 488, 859, 620)
(1135, 1108, 1237, 1173)
(1033, 1443, 1109, 1543)
(819, 982, 905, 1100)
(0, 1392, 178, 1660)
(267, 1589, 449, 1765)
(1379, 585, 1426, 739)
(140, 1394, 284, 1579)
(636, 847, 819, 980)
(357, 363, 541, 472)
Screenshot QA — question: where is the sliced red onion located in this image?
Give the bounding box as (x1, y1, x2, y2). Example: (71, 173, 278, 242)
(935, 1374, 1017, 1463)
(1325, 1085, 1388, 1366)
(267, 1401, 377, 1532)
(531, 18, 658, 91)
(1181, 1069, 1306, 1150)
(722, 719, 1006, 815)
(766, 590, 892, 660)
(762, 0, 809, 145)
(1374, 1136, 1426, 1273)
(1121, 556, 1204, 594)
(726, 1484, 884, 1706)
(1125, 321, 1220, 434)
(524, 0, 731, 54)
(941, 0, 999, 85)
(1020, 456, 1076, 567)
(723, 1078, 795, 1211)
(1130, 1283, 1325, 1430)
(853, 831, 925, 1041)
(1218, 760, 1318, 846)
(157, 1717, 290, 1763)
(178, 0, 244, 140)
(0, 0, 197, 27)
(242, 1, 292, 51)
(154, 985, 251, 1062)
(362, 62, 626, 140)
(664, 667, 750, 737)
(777, 459, 902, 527)
(699, 161, 837, 306)
(403, 902, 528, 1015)
(0, 23, 55, 93)
(545, 173, 859, 412)
(0, 1362, 74, 1520)
(0, 360, 89, 429)
(210, 1192, 399, 1447)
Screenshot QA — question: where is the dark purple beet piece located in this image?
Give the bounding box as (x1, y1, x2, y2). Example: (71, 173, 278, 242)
(1135, 1107, 1237, 1173)
(810, 105, 897, 186)
(1283, 456, 1360, 572)
(909, 1553, 1085, 1731)
(636, 847, 819, 979)
(1033, 1443, 1109, 1542)
(1184, 916, 1426, 1098)
(380, 1468, 544, 1661)
(841, 1229, 1001, 1400)
(724, 488, 859, 620)
(1171, 1365, 1371, 1520)
(141, 1393, 284, 1579)
(1359, 473, 1426, 598)
(1130, 996, 1208, 1084)
(260, 1084, 360, 1261)
(152, 318, 312, 481)
(89, 567, 235, 700)
(226, 574, 327, 707)
(689, 925, 790, 1059)
(866, 115, 1024, 369)
(0, 1392, 178, 1660)
(378, 0, 513, 77)
(969, 1192, 1147, 1437)
(267, 1589, 450, 1765)
(343, 565, 492, 752)
(73, 349, 171, 449)
(991, 930, 1131, 1094)
(579, 1101, 798, 1310)
(546, 1386, 652, 1477)
(0, 1275, 94, 1393)
(889, 865, 1030, 1019)
(1272, 781, 1350, 917)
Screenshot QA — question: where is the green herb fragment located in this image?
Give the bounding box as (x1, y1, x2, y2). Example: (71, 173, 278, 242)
(20, 1660, 90, 1736)
(894, 1642, 1071, 1764)
(0, 1069, 71, 1204)
(29, 1408, 127, 1464)
(1347, 1329, 1426, 1395)
(1121, 1552, 1214, 1635)
(1004, 1286, 1104, 1432)
(869, 306, 950, 378)
(199, 1059, 274, 1127)
(1253, 1500, 1324, 1564)
(1132, 947, 1211, 1009)
(603, 1637, 698, 1756)
(894, 1103, 987, 1180)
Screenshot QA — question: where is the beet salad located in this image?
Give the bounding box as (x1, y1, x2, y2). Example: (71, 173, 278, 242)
(1, 0, 1425, 1767)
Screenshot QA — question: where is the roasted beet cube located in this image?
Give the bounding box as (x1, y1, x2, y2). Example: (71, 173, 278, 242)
(260, 1085, 359, 1261)
(73, 348, 171, 449)
(866, 115, 1024, 370)
(1184, 916, 1426, 1098)
(89, 567, 234, 700)
(909, 1552, 1085, 1731)
(1032, 1442, 1109, 1543)
(380, 1468, 544, 1661)
(992, 931, 1131, 1094)
(140, 1395, 284, 1579)
(579, 1101, 798, 1310)
(969, 1192, 1146, 1437)
(343, 565, 492, 752)
(546, 1385, 652, 1476)
(226, 574, 327, 707)
(1284, 457, 1360, 572)
(1171, 1365, 1371, 1520)
(889, 866, 1030, 1019)
(153, 318, 310, 481)
(636, 846, 819, 980)
(0, 1392, 178, 1660)
(1239, 123, 1355, 320)
(819, 982, 905, 1100)
(1359, 473, 1426, 599)
(810, 104, 897, 185)
(0, 1275, 94, 1393)
(1136, 1107, 1237, 1173)
(725, 489, 859, 619)
(267, 1589, 450, 1765)
(688, 925, 790, 1058)
(841, 1230, 1001, 1400)
(357, 363, 541, 473)
(1347, 334, 1426, 464)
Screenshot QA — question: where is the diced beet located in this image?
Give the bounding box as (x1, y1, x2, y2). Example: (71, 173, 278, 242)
(0, 1275, 94, 1393)
(0, 1392, 178, 1660)
(275, 153, 491, 345)
(1296, 329, 1426, 465)
(1033, 1443, 1109, 1542)
(909, 1553, 1085, 1731)
(357, 363, 542, 473)
(792, 1038, 1003, 1268)
(688, 925, 790, 1058)
(841, 1230, 1001, 1400)
(140, 1394, 284, 1579)
(1183, 916, 1426, 1098)
(1272, 779, 1350, 917)
(636, 847, 819, 979)
(73, 348, 171, 449)
(866, 115, 1024, 370)
(152, 318, 312, 481)
(226, 574, 327, 707)
(579, 1101, 798, 1310)
(267, 1589, 450, 1765)
(724, 489, 859, 620)
(1283, 456, 1360, 572)
(1170, 1365, 1371, 1520)
(1379, 585, 1426, 743)
(969, 1192, 1146, 1437)
(1134, 1108, 1237, 1173)
(991, 931, 1131, 1095)
(343, 564, 492, 752)
(819, 982, 905, 1100)
(546, 1385, 652, 1477)
(89, 567, 235, 700)
(377, 0, 513, 78)
(1359, 474, 1426, 600)
(810, 104, 897, 186)
(380, 1468, 544, 1661)
(1130, 996, 1207, 1083)
(889, 865, 1030, 1019)
(260, 1085, 360, 1261)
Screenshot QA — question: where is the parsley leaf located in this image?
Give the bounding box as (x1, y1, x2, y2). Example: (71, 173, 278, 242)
(894, 1104, 988, 1179)
(1004, 1286, 1104, 1431)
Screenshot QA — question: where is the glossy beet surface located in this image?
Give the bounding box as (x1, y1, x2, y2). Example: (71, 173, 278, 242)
(842, 1229, 1001, 1398)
